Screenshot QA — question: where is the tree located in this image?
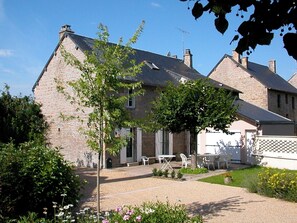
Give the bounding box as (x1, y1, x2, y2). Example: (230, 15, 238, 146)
(181, 0, 297, 60)
(56, 22, 145, 214)
(150, 79, 238, 168)
(0, 85, 48, 145)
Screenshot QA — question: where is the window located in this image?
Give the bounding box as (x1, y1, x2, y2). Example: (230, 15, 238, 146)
(127, 88, 135, 108)
(292, 97, 295, 109)
(277, 94, 281, 108)
(161, 129, 169, 155)
(286, 94, 288, 104)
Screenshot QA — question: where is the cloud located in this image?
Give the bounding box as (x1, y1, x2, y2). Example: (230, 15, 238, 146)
(0, 49, 14, 57)
(151, 2, 161, 8)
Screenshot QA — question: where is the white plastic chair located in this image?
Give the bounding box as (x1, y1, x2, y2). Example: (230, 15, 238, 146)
(158, 155, 164, 163)
(217, 154, 232, 169)
(141, 156, 149, 165)
(180, 153, 191, 168)
(204, 155, 216, 170)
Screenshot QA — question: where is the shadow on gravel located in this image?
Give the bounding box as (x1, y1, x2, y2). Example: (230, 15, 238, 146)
(186, 196, 265, 220)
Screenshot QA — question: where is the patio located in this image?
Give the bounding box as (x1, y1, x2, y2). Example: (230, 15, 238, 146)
(76, 163, 297, 222)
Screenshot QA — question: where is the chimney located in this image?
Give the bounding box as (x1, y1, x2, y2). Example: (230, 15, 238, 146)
(269, 60, 276, 73)
(242, 57, 248, 69)
(184, 49, 193, 68)
(59, 24, 74, 40)
(232, 50, 240, 63)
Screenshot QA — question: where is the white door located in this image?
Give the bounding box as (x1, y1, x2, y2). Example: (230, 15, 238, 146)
(246, 130, 256, 164)
(120, 128, 134, 164)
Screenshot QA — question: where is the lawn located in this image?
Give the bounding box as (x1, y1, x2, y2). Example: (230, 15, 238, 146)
(198, 165, 263, 187)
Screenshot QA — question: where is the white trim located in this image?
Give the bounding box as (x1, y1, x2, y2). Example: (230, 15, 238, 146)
(169, 132, 173, 155)
(137, 128, 142, 162)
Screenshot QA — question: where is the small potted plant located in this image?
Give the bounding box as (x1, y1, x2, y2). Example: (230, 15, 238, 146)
(223, 172, 233, 184)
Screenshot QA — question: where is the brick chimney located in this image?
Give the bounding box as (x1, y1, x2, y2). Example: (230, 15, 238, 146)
(269, 60, 276, 73)
(232, 50, 240, 63)
(242, 57, 248, 69)
(184, 49, 193, 68)
(59, 24, 74, 40)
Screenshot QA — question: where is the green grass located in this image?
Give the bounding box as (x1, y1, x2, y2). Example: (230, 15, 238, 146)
(198, 165, 263, 187)
(179, 167, 208, 174)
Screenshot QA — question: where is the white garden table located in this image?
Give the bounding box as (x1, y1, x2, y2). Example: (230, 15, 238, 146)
(158, 155, 176, 171)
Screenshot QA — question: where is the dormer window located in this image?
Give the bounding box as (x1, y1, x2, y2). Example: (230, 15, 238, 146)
(127, 88, 135, 108)
(144, 60, 159, 70)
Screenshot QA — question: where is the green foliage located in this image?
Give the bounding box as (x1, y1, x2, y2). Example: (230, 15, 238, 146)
(57, 21, 145, 156)
(163, 169, 169, 178)
(0, 85, 48, 145)
(152, 168, 158, 176)
(177, 171, 183, 179)
(182, 0, 297, 60)
(0, 141, 83, 219)
(12, 201, 203, 223)
(256, 168, 297, 202)
(171, 170, 176, 179)
(179, 167, 208, 175)
(150, 79, 237, 135)
(157, 169, 163, 177)
(103, 201, 203, 223)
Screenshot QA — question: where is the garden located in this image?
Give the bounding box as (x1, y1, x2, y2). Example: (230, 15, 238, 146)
(199, 166, 297, 202)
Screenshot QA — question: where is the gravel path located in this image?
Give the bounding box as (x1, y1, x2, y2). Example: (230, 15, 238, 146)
(77, 163, 297, 223)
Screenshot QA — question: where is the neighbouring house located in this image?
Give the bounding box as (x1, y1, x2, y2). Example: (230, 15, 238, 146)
(288, 72, 297, 89)
(33, 25, 295, 167)
(208, 51, 297, 129)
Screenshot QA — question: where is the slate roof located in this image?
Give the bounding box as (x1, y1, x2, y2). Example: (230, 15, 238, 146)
(235, 99, 294, 124)
(226, 54, 297, 95)
(33, 32, 240, 93)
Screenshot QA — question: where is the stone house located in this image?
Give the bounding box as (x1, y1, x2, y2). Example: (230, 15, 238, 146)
(33, 26, 295, 167)
(288, 72, 297, 89)
(208, 51, 297, 128)
(33, 25, 234, 167)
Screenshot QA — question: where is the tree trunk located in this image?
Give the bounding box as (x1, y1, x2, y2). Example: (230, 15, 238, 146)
(190, 130, 197, 169)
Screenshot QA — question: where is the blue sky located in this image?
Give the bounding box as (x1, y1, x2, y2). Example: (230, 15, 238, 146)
(0, 0, 296, 96)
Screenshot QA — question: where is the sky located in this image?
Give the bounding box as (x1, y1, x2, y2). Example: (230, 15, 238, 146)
(0, 0, 296, 96)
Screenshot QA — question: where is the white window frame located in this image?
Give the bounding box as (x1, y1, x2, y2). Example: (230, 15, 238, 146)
(127, 88, 135, 108)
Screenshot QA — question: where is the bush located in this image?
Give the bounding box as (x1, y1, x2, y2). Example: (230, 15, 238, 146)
(103, 201, 203, 223)
(152, 168, 158, 176)
(14, 201, 203, 223)
(171, 170, 176, 179)
(256, 168, 297, 202)
(0, 85, 48, 145)
(0, 141, 83, 219)
(163, 169, 169, 178)
(157, 169, 163, 177)
(177, 171, 183, 179)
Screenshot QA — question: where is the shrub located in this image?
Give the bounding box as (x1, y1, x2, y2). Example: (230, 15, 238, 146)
(163, 169, 169, 178)
(256, 168, 297, 202)
(14, 201, 203, 223)
(0, 85, 48, 145)
(157, 169, 163, 177)
(152, 168, 158, 176)
(171, 170, 176, 179)
(103, 201, 203, 223)
(177, 171, 183, 179)
(0, 141, 83, 219)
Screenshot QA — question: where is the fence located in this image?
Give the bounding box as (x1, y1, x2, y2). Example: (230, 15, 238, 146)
(253, 135, 297, 170)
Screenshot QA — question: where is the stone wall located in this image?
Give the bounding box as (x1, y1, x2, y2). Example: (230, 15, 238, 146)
(34, 35, 189, 167)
